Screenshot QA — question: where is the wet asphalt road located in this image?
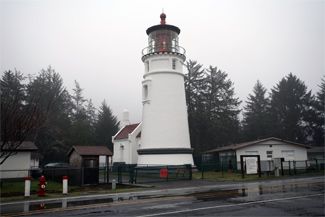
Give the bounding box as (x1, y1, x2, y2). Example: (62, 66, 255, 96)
(2, 176, 324, 216)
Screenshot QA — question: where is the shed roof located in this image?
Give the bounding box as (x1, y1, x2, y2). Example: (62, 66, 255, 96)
(113, 123, 140, 140)
(204, 137, 311, 154)
(68, 145, 112, 157)
(1, 141, 38, 151)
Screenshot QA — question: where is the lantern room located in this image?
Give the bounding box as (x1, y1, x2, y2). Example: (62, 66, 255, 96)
(142, 13, 185, 59)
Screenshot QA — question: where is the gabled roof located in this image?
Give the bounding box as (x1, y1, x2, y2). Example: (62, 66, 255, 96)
(114, 123, 140, 140)
(204, 137, 311, 154)
(1, 141, 38, 151)
(68, 145, 112, 157)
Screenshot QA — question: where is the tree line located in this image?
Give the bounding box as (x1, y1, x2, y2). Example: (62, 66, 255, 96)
(185, 60, 324, 161)
(1, 62, 324, 165)
(1, 67, 119, 165)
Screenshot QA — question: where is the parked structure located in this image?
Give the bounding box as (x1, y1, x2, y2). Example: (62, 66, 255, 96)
(68, 145, 112, 168)
(0, 141, 39, 178)
(137, 13, 194, 166)
(204, 137, 310, 170)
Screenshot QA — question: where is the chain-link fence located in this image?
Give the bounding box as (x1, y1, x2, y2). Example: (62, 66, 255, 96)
(198, 158, 325, 179)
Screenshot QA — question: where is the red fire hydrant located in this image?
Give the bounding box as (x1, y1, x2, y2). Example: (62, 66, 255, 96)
(38, 175, 47, 196)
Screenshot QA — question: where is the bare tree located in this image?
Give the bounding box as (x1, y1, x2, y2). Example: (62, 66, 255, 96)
(1, 68, 63, 165)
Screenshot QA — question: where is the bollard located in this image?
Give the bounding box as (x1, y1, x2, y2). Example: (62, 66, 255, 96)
(112, 179, 116, 190)
(24, 176, 31, 197)
(62, 176, 68, 194)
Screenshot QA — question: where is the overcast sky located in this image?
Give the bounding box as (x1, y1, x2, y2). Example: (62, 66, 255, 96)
(1, 0, 324, 123)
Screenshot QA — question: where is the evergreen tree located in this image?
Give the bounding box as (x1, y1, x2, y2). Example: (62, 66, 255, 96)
(26, 66, 72, 164)
(242, 80, 271, 140)
(313, 77, 325, 145)
(203, 66, 241, 148)
(184, 61, 206, 157)
(69, 81, 95, 145)
(184, 61, 241, 159)
(95, 101, 119, 151)
(270, 73, 314, 143)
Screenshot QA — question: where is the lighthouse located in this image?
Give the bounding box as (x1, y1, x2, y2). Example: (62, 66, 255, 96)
(137, 13, 194, 166)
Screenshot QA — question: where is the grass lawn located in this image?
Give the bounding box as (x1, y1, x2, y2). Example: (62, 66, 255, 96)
(192, 171, 270, 181)
(193, 170, 325, 182)
(0, 179, 78, 196)
(0, 179, 143, 202)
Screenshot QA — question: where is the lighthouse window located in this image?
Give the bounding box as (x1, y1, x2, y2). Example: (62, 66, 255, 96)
(143, 84, 148, 99)
(146, 61, 150, 72)
(172, 59, 177, 70)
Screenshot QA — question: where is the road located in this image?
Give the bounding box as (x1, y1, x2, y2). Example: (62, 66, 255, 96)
(2, 176, 324, 216)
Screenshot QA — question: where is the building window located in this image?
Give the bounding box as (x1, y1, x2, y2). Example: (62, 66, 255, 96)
(266, 151, 273, 159)
(146, 61, 149, 72)
(245, 151, 258, 155)
(172, 59, 177, 70)
(143, 85, 148, 100)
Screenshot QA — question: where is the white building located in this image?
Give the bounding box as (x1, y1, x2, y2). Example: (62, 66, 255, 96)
(204, 137, 310, 171)
(137, 13, 194, 166)
(0, 141, 39, 179)
(112, 123, 141, 165)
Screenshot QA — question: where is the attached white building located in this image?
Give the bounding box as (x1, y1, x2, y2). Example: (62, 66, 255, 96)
(0, 141, 39, 179)
(112, 123, 141, 165)
(204, 137, 310, 171)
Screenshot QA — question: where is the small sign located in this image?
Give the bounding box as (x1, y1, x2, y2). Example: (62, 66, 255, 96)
(245, 157, 258, 174)
(160, 168, 168, 178)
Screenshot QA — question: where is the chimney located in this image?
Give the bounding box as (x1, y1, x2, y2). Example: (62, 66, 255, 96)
(122, 109, 130, 127)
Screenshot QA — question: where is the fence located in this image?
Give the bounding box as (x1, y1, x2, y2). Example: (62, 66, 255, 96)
(281, 159, 325, 175)
(108, 164, 192, 184)
(199, 158, 325, 179)
(0, 164, 193, 187)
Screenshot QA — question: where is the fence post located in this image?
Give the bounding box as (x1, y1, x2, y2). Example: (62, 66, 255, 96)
(201, 163, 204, 179)
(281, 160, 284, 176)
(134, 167, 138, 184)
(186, 164, 192, 180)
(288, 161, 291, 175)
(293, 161, 297, 175)
(240, 156, 245, 179)
(81, 167, 84, 186)
(315, 159, 319, 171)
(221, 161, 224, 178)
(305, 160, 308, 173)
(117, 165, 122, 183)
(106, 165, 109, 184)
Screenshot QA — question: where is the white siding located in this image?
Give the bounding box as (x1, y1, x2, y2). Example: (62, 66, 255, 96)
(0, 152, 32, 178)
(112, 123, 141, 165)
(236, 141, 308, 162)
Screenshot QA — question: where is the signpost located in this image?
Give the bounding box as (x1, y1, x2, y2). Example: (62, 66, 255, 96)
(245, 157, 258, 174)
(240, 155, 261, 178)
(160, 168, 168, 180)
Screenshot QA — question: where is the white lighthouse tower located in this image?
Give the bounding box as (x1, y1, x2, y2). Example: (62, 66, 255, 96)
(137, 13, 194, 166)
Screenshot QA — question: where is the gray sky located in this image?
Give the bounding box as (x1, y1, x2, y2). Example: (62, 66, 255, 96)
(1, 0, 324, 123)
